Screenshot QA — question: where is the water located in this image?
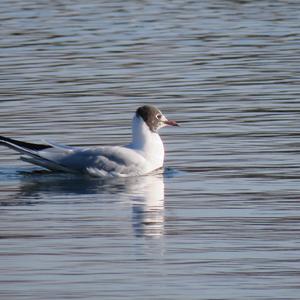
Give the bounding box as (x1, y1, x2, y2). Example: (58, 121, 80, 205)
(1, 0, 300, 299)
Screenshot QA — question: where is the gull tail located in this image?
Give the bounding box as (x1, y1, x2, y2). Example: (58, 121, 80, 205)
(0, 135, 72, 172)
(0, 135, 52, 153)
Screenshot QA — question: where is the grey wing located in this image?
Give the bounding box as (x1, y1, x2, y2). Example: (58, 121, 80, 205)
(0, 136, 147, 176)
(58, 146, 147, 176)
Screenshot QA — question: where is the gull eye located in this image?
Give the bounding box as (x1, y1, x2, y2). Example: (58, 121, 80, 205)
(156, 114, 162, 120)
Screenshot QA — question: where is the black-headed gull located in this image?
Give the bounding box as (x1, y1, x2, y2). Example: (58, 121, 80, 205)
(0, 105, 178, 177)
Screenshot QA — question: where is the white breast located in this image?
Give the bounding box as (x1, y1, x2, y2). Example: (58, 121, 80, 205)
(126, 115, 165, 172)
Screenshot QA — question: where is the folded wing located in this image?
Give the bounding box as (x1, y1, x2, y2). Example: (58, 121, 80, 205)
(0, 136, 146, 176)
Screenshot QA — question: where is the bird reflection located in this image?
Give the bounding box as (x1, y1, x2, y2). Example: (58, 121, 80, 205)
(13, 169, 165, 238)
(125, 174, 165, 238)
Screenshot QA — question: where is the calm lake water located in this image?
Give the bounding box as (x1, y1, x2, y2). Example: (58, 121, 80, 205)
(1, 0, 300, 299)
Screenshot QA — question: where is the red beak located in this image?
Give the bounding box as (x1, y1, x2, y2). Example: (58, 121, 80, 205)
(164, 120, 179, 127)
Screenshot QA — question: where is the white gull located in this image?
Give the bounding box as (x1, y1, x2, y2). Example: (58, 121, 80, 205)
(0, 105, 178, 177)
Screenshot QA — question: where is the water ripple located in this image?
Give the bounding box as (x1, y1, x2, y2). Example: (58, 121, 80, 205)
(1, 0, 300, 299)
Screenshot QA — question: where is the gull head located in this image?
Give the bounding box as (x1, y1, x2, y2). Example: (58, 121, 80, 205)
(136, 105, 179, 133)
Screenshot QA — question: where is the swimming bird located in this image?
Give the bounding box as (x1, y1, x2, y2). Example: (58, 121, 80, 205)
(0, 105, 178, 177)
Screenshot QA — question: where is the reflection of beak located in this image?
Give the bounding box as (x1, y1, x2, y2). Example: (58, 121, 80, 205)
(163, 119, 179, 127)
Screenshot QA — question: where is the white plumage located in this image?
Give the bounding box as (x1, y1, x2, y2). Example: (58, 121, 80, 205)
(0, 105, 178, 177)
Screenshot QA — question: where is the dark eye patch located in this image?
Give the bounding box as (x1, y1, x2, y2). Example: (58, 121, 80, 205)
(136, 105, 162, 132)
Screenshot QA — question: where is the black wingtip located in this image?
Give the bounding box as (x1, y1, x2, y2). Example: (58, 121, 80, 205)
(0, 135, 52, 151)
